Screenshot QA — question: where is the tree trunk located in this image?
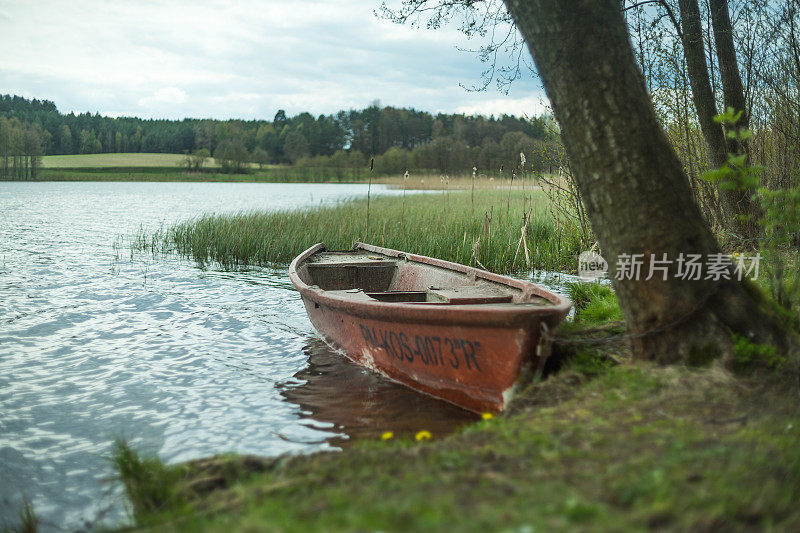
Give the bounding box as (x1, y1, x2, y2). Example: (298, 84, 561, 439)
(709, 0, 748, 143)
(502, 0, 795, 364)
(676, 0, 759, 242)
(678, 0, 728, 168)
(709, 0, 762, 242)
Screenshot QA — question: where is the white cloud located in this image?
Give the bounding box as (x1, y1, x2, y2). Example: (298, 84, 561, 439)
(0, 0, 549, 120)
(138, 87, 188, 108)
(456, 95, 551, 118)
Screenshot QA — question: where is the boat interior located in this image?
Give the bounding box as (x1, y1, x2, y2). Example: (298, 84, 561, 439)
(300, 250, 553, 306)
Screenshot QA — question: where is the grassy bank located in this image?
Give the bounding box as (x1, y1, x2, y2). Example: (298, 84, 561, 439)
(38, 167, 368, 182)
(36, 167, 539, 186)
(40, 167, 194, 181)
(110, 288, 800, 531)
(35, 153, 547, 185)
(37, 168, 353, 182)
(113, 367, 800, 531)
(134, 189, 585, 274)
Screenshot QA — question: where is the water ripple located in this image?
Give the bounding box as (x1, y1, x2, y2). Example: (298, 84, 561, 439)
(1, 182, 472, 532)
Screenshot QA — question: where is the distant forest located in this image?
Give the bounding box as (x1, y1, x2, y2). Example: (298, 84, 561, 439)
(0, 94, 560, 179)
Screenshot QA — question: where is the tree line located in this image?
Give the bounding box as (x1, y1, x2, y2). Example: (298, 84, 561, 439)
(0, 94, 556, 176)
(0, 116, 45, 180)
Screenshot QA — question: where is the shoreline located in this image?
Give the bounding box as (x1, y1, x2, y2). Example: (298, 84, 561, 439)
(3, 183, 798, 532)
(6, 162, 548, 189)
(106, 283, 800, 532)
(117, 200, 800, 531)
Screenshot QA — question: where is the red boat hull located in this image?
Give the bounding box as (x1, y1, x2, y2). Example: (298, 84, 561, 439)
(290, 243, 571, 413)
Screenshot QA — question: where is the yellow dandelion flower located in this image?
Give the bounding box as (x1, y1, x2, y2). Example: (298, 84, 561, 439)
(481, 412, 494, 420)
(381, 431, 394, 441)
(415, 430, 432, 441)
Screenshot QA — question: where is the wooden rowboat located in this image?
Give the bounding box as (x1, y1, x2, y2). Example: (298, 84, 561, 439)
(289, 243, 571, 413)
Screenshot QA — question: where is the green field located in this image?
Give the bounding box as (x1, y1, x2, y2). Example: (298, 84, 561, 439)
(41, 153, 193, 168)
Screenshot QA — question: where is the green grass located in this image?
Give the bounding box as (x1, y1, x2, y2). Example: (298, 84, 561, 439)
(41, 153, 193, 168)
(111, 439, 198, 524)
(39, 167, 192, 181)
(541, 282, 626, 376)
(36, 153, 373, 182)
(33, 154, 553, 185)
(565, 281, 623, 325)
(113, 362, 800, 532)
(133, 189, 585, 274)
(37, 168, 373, 182)
(108, 280, 800, 531)
(37, 168, 341, 182)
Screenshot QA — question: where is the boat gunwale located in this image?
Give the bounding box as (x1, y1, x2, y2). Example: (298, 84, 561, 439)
(289, 242, 572, 326)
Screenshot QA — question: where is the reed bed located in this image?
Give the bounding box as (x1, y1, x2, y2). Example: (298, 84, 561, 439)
(379, 172, 530, 190)
(134, 189, 585, 274)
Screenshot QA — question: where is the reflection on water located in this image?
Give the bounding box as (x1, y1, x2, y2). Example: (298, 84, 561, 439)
(280, 338, 478, 447)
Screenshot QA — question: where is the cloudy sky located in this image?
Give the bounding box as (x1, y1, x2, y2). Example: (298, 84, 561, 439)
(0, 0, 549, 121)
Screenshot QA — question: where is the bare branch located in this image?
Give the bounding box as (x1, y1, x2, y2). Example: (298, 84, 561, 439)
(377, 0, 526, 92)
(623, 0, 683, 38)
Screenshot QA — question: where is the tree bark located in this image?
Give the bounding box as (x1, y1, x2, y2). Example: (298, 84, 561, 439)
(708, 0, 762, 241)
(709, 0, 748, 142)
(676, 0, 760, 242)
(502, 0, 795, 364)
(678, 0, 728, 168)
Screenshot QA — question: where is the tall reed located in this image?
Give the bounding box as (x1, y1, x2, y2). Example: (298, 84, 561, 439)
(471, 166, 476, 217)
(365, 158, 373, 238)
(401, 170, 409, 237)
(133, 189, 584, 274)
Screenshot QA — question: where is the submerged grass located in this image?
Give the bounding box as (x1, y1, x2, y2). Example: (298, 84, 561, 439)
(111, 439, 194, 523)
(134, 189, 585, 274)
(1, 500, 37, 533)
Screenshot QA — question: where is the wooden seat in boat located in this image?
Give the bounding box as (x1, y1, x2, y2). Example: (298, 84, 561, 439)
(365, 290, 428, 302)
(365, 286, 513, 305)
(305, 261, 397, 292)
(426, 287, 513, 304)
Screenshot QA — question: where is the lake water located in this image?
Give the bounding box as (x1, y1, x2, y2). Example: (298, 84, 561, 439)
(0, 182, 477, 531)
(0, 181, 578, 532)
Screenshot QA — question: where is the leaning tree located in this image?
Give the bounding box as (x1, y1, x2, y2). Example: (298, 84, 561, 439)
(382, 0, 797, 365)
